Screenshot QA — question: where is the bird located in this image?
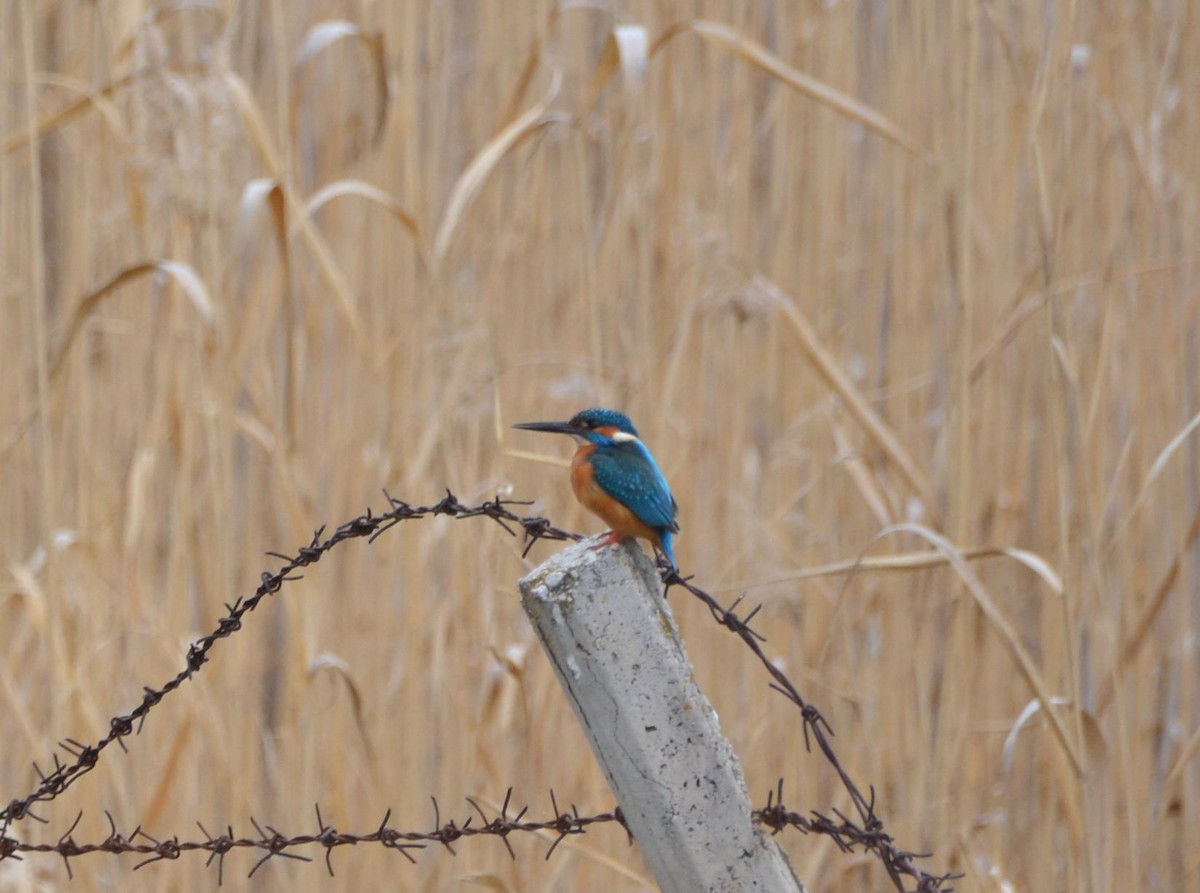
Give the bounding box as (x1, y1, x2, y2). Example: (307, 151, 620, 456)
(514, 408, 679, 570)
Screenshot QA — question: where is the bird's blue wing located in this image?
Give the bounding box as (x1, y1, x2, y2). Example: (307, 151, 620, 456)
(590, 442, 679, 532)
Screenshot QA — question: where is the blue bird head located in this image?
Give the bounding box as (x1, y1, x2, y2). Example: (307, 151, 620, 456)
(514, 407, 639, 446)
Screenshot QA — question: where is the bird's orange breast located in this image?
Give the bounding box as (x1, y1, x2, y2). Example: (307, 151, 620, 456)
(570, 445, 664, 548)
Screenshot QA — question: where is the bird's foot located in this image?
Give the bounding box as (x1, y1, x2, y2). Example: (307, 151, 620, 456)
(588, 530, 625, 551)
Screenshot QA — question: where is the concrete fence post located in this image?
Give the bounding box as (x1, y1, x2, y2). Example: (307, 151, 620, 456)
(519, 535, 805, 893)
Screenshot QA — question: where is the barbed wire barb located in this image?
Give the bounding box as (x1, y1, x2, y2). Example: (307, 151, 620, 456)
(195, 821, 233, 885)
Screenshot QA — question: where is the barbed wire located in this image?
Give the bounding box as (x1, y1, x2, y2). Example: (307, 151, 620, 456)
(0, 785, 960, 888)
(0, 490, 957, 890)
(0, 789, 623, 884)
(0, 492, 574, 833)
(662, 572, 958, 893)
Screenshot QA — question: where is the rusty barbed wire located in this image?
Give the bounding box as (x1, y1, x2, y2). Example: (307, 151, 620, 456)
(0, 785, 961, 888)
(0, 789, 624, 884)
(661, 570, 959, 893)
(0, 492, 575, 834)
(0, 490, 957, 891)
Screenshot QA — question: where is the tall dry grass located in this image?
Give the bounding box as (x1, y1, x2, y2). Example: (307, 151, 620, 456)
(2, 2, 1197, 891)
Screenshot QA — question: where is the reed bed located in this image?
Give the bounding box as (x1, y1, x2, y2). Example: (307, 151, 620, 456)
(2, 3, 1197, 891)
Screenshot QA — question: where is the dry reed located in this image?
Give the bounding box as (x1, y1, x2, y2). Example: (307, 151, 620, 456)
(2, 3, 1197, 891)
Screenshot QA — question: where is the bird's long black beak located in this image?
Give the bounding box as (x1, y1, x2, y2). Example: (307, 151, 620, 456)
(512, 420, 578, 436)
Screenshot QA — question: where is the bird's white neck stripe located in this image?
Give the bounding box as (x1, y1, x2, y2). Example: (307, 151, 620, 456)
(610, 431, 639, 443)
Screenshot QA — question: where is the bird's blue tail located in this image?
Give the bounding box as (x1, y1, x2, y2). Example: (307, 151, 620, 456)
(658, 531, 677, 570)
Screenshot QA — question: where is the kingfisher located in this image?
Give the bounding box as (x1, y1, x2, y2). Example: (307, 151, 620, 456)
(514, 408, 679, 570)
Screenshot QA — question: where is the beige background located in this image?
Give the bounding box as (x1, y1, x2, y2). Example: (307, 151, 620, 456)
(2, 3, 1197, 891)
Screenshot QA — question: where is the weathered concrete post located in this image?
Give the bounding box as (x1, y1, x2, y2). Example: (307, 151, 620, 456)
(519, 535, 804, 893)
